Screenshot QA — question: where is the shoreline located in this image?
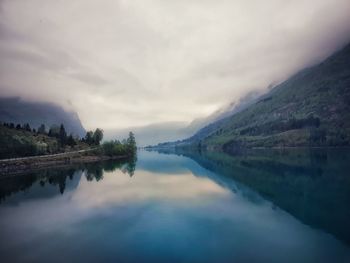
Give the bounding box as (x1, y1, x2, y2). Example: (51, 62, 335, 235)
(0, 154, 130, 177)
(145, 145, 350, 153)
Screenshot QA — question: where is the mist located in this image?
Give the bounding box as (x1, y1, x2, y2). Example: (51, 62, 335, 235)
(1, 0, 350, 141)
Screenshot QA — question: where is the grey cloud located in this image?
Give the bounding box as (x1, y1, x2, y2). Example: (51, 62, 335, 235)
(0, 0, 349, 132)
(68, 72, 108, 86)
(0, 46, 72, 71)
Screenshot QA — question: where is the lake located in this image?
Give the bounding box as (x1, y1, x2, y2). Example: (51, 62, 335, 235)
(1, 149, 350, 263)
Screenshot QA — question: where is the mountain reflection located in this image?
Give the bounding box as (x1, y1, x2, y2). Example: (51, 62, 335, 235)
(0, 157, 136, 202)
(154, 148, 350, 245)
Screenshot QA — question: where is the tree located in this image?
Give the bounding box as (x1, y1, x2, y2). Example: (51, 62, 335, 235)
(48, 125, 60, 137)
(126, 131, 137, 154)
(38, 124, 46, 134)
(59, 124, 67, 146)
(67, 134, 76, 147)
(84, 131, 94, 145)
(16, 124, 21, 130)
(93, 128, 103, 145)
(24, 123, 31, 132)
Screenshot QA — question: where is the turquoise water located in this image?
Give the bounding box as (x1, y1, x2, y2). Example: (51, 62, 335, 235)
(0, 149, 350, 263)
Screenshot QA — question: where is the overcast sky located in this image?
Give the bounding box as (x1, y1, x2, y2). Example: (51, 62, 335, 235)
(1, 0, 350, 130)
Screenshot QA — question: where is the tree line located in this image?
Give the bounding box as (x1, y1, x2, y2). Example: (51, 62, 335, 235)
(101, 131, 137, 157)
(238, 115, 321, 136)
(1, 121, 137, 158)
(1, 122, 104, 147)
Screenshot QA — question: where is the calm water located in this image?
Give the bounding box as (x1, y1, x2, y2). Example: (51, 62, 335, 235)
(0, 149, 350, 263)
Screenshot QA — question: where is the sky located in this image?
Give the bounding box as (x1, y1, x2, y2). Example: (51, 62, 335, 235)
(1, 0, 350, 131)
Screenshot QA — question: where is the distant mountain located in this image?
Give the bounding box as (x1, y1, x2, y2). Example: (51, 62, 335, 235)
(105, 92, 263, 147)
(185, 90, 264, 135)
(104, 122, 192, 147)
(157, 42, 350, 149)
(0, 97, 85, 137)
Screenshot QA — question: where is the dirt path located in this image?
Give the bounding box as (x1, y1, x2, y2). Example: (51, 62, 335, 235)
(0, 148, 122, 176)
(0, 148, 97, 163)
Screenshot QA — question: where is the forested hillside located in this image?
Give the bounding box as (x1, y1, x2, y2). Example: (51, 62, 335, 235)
(174, 43, 350, 149)
(0, 123, 89, 159)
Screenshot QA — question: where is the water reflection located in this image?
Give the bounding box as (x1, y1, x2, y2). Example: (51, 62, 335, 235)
(0, 157, 136, 203)
(0, 150, 349, 263)
(162, 148, 350, 245)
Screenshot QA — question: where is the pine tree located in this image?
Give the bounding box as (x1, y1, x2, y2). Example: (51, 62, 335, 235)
(59, 124, 67, 146)
(84, 131, 94, 145)
(67, 134, 76, 146)
(93, 128, 104, 145)
(38, 124, 46, 134)
(127, 131, 137, 154)
(24, 123, 31, 131)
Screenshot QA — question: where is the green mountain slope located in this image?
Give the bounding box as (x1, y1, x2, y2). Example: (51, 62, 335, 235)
(181, 43, 350, 149)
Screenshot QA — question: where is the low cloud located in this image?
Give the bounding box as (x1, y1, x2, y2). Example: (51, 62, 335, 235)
(0, 0, 349, 130)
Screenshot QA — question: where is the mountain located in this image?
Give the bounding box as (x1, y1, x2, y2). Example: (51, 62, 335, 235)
(185, 90, 264, 135)
(0, 97, 85, 137)
(104, 92, 263, 147)
(158, 43, 350, 149)
(104, 122, 193, 147)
